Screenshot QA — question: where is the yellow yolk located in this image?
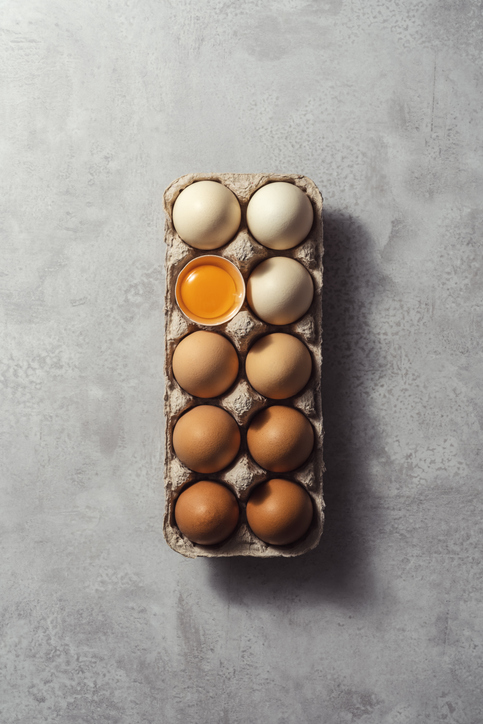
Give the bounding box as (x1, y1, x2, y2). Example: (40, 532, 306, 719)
(180, 264, 237, 319)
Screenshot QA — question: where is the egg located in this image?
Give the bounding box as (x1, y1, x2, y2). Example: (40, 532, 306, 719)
(175, 255, 245, 326)
(173, 405, 240, 473)
(172, 180, 241, 250)
(173, 331, 239, 398)
(247, 406, 314, 472)
(247, 257, 314, 325)
(246, 333, 312, 399)
(174, 480, 239, 545)
(247, 182, 314, 250)
(246, 478, 313, 545)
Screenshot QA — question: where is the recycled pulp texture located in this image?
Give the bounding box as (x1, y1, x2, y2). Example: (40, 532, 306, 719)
(163, 173, 324, 558)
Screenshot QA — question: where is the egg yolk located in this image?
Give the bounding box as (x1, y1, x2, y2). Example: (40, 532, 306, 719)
(180, 264, 237, 319)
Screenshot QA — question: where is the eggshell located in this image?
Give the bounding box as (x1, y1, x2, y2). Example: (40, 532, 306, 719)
(175, 480, 239, 545)
(247, 257, 314, 325)
(172, 180, 241, 250)
(246, 478, 313, 545)
(247, 182, 314, 250)
(173, 331, 239, 398)
(246, 333, 312, 399)
(173, 406, 240, 473)
(175, 255, 245, 326)
(247, 406, 314, 472)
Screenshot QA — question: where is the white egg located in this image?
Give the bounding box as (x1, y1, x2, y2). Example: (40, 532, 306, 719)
(172, 180, 241, 250)
(247, 257, 314, 325)
(246, 182, 314, 250)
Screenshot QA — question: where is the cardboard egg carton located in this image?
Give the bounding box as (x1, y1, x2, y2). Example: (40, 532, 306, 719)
(163, 173, 324, 558)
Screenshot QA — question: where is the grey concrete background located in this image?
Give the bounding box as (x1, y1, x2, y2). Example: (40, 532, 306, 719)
(1, 0, 482, 722)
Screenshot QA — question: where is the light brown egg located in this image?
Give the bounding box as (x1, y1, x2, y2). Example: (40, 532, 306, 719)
(247, 406, 314, 472)
(173, 405, 240, 473)
(173, 331, 239, 398)
(174, 480, 239, 545)
(246, 478, 313, 545)
(246, 333, 312, 399)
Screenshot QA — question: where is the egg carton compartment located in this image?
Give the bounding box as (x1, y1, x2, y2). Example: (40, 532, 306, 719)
(163, 173, 324, 558)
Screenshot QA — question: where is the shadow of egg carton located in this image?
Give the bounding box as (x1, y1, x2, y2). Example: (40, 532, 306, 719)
(163, 173, 324, 558)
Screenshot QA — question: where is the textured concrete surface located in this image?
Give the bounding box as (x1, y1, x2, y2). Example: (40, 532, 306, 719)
(1, 1, 482, 723)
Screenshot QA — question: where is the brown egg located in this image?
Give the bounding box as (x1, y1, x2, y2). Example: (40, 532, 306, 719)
(246, 478, 313, 545)
(175, 480, 239, 545)
(247, 406, 314, 472)
(246, 333, 312, 399)
(173, 331, 239, 398)
(173, 405, 240, 473)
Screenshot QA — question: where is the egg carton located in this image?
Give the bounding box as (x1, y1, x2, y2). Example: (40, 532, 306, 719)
(163, 172, 324, 558)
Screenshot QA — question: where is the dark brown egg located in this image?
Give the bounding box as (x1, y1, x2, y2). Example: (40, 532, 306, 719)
(246, 478, 313, 545)
(247, 406, 314, 472)
(175, 480, 239, 545)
